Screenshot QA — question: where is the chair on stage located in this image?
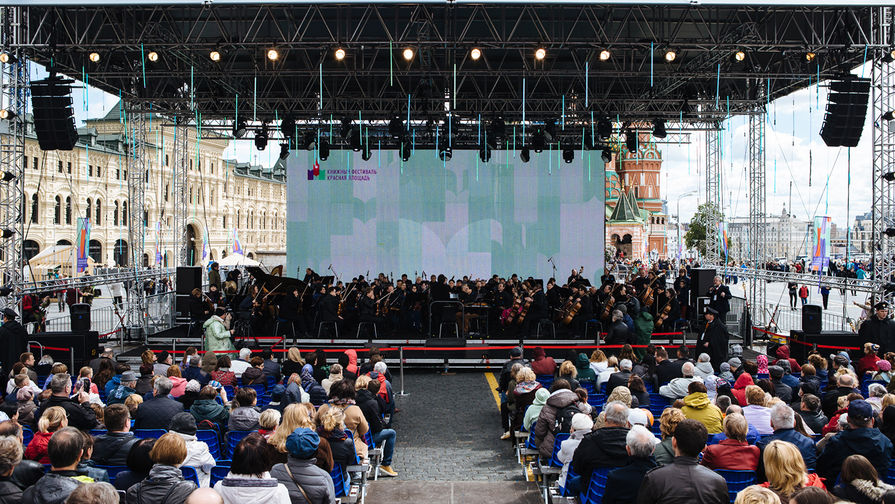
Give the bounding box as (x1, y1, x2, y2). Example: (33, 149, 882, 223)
(536, 319, 556, 339)
(356, 321, 379, 339)
(273, 317, 297, 343)
(317, 320, 340, 339)
(584, 319, 603, 341)
(438, 321, 459, 338)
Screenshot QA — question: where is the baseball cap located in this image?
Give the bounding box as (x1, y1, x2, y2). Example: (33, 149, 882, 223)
(848, 399, 873, 422)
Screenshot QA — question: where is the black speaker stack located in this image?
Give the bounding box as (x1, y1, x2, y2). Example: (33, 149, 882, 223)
(31, 331, 99, 367)
(70, 303, 91, 332)
(689, 268, 716, 300)
(820, 76, 871, 148)
(176, 266, 203, 317)
(30, 76, 79, 151)
(802, 304, 823, 334)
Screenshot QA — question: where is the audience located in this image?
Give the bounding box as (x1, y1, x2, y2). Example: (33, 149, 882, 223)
(757, 403, 817, 472)
(25, 406, 67, 464)
(0, 435, 24, 503)
(680, 381, 723, 434)
(186, 488, 225, 504)
(22, 427, 91, 504)
(733, 485, 782, 504)
(167, 365, 188, 397)
(816, 398, 894, 484)
(602, 425, 658, 504)
(355, 376, 398, 477)
(822, 374, 858, 418)
(267, 404, 333, 472)
(34, 374, 97, 431)
(535, 380, 591, 460)
(742, 385, 774, 435)
(125, 432, 197, 503)
(228, 388, 261, 431)
(571, 401, 630, 486)
(606, 359, 634, 395)
(257, 409, 281, 438)
(169, 412, 216, 487)
(65, 481, 119, 504)
(760, 440, 825, 501)
(316, 380, 369, 460)
(659, 362, 700, 400)
(92, 404, 137, 466)
(652, 408, 686, 466)
(134, 377, 184, 430)
(321, 364, 343, 396)
(212, 356, 236, 387)
(797, 393, 827, 433)
(190, 385, 230, 430)
(112, 439, 156, 491)
(213, 433, 290, 504)
(701, 413, 760, 470)
(270, 428, 336, 504)
(556, 413, 594, 493)
(832, 454, 895, 504)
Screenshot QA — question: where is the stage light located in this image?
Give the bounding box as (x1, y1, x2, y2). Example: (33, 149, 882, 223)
(599, 49, 611, 62)
(664, 50, 676, 63)
(544, 119, 557, 141)
(233, 119, 247, 139)
(479, 146, 491, 163)
(653, 118, 667, 139)
(886, 228, 895, 238)
(88, 52, 100, 63)
(0, 52, 17, 64)
(439, 146, 452, 161)
(279, 143, 290, 160)
(601, 149, 612, 163)
(319, 138, 331, 161)
(884, 172, 895, 182)
(883, 111, 895, 121)
(562, 147, 574, 164)
(0, 287, 11, 297)
(348, 129, 362, 152)
(0, 109, 15, 120)
(254, 123, 269, 151)
(267, 48, 280, 61)
(0, 229, 13, 239)
(209, 50, 222, 62)
(532, 128, 546, 153)
(335, 47, 346, 61)
(403, 48, 414, 61)
(885, 49, 895, 63)
(597, 117, 613, 140)
(805, 51, 816, 62)
(147, 51, 159, 62)
(0, 171, 15, 182)
(303, 131, 317, 151)
(340, 118, 353, 139)
(281, 116, 296, 138)
(361, 145, 372, 161)
(400, 138, 413, 162)
(535, 48, 546, 61)
(470, 48, 482, 61)
(389, 116, 404, 138)
(733, 50, 746, 62)
(625, 128, 637, 152)
(489, 117, 506, 140)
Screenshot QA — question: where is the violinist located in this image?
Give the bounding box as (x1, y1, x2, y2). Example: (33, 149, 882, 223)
(567, 268, 581, 288)
(674, 267, 691, 320)
(206, 284, 224, 308)
(459, 283, 480, 334)
(652, 284, 679, 332)
(567, 285, 593, 338)
(358, 287, 383, 330)
(545, 279, 561, 314)
(317, 286, 341, 337)
(188, 288, 211, 330)
(631, 267, 650, 295)
(302, 267, 319, 284)
(520, 284, 548, 337)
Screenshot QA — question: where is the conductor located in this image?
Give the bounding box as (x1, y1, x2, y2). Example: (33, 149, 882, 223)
(697, 307, 729, 370)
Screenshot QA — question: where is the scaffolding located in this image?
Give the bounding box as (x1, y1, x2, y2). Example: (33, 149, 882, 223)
(125, 103, 148, 330)
(872, 6, 895, 305)
(0, 6, 26, 311)
(748, 82, 768, 328)
(172, 121, 190, 267)
(703, 126, 722, 264)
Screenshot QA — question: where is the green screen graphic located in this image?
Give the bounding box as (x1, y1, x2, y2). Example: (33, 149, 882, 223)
(286, 148, 605, 281)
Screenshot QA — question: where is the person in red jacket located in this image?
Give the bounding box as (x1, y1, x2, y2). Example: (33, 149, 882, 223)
(774, 345, 802, 374)
(24, 406, 67, 464)
(857, 343, 881, 378)
(731, 372, 755, 406)
(701, 413, 760, 470)
(530, 347, 556, 376)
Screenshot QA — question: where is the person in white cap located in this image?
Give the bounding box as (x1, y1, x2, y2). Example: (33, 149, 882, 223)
(557, 413, 594, 491)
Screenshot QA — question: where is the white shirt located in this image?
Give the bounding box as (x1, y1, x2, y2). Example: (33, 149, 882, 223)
(230, 359, 251, 377)
(213, 472, 291, 504)
(176, 432, 216, 487)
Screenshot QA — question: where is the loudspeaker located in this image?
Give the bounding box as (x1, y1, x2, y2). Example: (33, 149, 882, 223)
(175, 294, 191, 318)
(690, 268, 716, 300)
(30, 76, 79, 151)
(789, 330, 861, 363)
(802, 304, 823, 334)
(70, 303, 91, 332)
(31, 331, 99, 367)
(176, 266, 202, 295)
(820, 77, 871, 148)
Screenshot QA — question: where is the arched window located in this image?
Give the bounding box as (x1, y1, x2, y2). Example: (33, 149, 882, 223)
(85, 198, 92, 222)
(113, 239, 128, 266)
(30, 194, 38, 224)
(122, 201, 128, 224)
(236, 210, 240, 228)
(95, 199, 102, 225)
(54, 196, 61, 224)
(113, 201, 119, 226)
(23, 240, 39, 261)
(88, 240, 102, 263)
(65, 196, 72, 224)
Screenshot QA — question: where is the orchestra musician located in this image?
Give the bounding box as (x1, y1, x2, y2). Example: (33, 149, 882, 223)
(187, 288, 211, 332)
(277, 286, 309, 341)
(520, 284, 548, 337)
(357, 287, 384, 337)
(674, 268, 691, 320)
(567, 285, 593, 338)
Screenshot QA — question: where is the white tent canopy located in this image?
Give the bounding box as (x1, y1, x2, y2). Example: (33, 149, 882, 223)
(217, 252, 260, 267)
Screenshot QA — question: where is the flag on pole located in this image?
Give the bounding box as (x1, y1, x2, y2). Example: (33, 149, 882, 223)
(201, 226, 209, 262)
(718, 222, 729, 262)
(811, 216, 831, 272)
(155, 221, 162, 265)
(233, 228, 243, 255)
(75, 217, 90, 274)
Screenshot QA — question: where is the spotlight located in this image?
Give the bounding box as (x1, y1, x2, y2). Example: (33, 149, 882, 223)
(597, 117, 613, 140)
(519, 147, 530, 163)
(279, 143, 290, 160)
(400, 138, 412, 162)
(439, 146, 452, 161)
(340, 118, 353, 139)
(281, 116, 296, 138)
(348, 129, 362, 152)
(489, 117, 506, 140)
(532, 128, 546, 153)
(335, 47, 346, 61)
(0, 229, 13, 239)
(89, 52, 100, 63)
(319, 138, 330, 161)
(544, 119, 557, 141)
(664, 49, 676, 63)
(562, 147, 574, 164)
(733, 50, 746, 62)
(267, 48, 280, 61)
(0, 109, 15, 120)
(599, 49, 611, 62)
(885, 49, 895, 63)
(209, 50, 222, 62)
(0, 171, 15, 182)
(886, 228, 895, 238)
(254, 123, 269, 151)
(601, 149, 612, 163)
(884, 111, 895, 121)
(0, 52, 17, 64)
(884, 172, 895, 182)
(147, 51, 159, 62)
(535, 47, 546, 61)
(403, 48, 414, 61)
(470, 48, 482, 61)
(805, 51, 816, 62)
(625, 128, 637, 152)
(361, 146, 373, 161)
(233, 119, 247, 139)
(653, 118, 667, 139)
(479, 146, 491, 163)
(303, 131, 317, 151)
(389, 116, 404, 138)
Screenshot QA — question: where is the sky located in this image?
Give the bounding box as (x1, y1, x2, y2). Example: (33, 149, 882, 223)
(32, 61, 875, 233)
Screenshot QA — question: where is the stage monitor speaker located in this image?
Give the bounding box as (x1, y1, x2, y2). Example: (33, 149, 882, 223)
(31, 331, 99, 366)
(29, 76, 79, 151)
(820, 76, 871, 148)
(70, 303, 91, 332)
(690, 268, 716, 300)
(175, 294, 190, 318)
(176, 266, 202, 295)
(788, 330, 860, 364)
(802, 304, 823, 334)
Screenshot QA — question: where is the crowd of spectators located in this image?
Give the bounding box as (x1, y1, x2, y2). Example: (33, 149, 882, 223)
(0, 346, 400, 504)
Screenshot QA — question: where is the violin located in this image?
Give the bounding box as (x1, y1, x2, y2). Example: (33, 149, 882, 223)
(640, 272, 665, 308)
(515, 294, 533, 325)
(561, 297, 582, 325)
(601, 284, 620, 321)
(654, 297, 673, 329)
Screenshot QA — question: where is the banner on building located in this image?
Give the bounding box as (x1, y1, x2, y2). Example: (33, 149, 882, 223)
(75, 217, 90, 274)
(718, 221, 729, 262)
(811, 216, 832, 271)
(155, 221, 163, 265)
(233, 228, 243, 255)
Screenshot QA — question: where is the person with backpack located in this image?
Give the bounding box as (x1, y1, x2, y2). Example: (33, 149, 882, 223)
(534, 380, 593, 461)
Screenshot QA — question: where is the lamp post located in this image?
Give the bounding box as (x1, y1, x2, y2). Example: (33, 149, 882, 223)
(676, 190, 697, 261)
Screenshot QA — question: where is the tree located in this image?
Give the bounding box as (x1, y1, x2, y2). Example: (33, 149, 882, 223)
(684, 202, 723, 258)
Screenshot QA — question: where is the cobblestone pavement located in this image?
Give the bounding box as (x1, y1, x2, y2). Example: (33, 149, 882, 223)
(386, 370, 524, 482)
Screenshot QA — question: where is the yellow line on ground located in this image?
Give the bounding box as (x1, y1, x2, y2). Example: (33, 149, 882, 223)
(484, 372, 501, 410)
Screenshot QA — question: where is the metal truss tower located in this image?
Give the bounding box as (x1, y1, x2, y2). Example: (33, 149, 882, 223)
(872, 6, 895, 305)
(703, 126, 722, 264)
(748, 83, 768, 328)
(172, 122, 190, 267)
(125, 103, 148, 330)
(0, 7, 26, 311)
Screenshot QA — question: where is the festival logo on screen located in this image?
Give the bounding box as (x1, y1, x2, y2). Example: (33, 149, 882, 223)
(307, 160, 326, 181)
(307, 159, 377, 181)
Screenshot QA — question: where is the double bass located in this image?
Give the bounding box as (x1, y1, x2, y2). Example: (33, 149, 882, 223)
(640, 272, 665, 308)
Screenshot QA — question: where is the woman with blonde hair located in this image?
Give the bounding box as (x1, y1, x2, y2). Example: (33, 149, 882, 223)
(316, 407, 358, 471)
(760, 440, 825, 501)
(257, 409, 282, 438)
(589, 349, 609, 374)
(267, 403, 333, 471)
(652, 408, 686, 466)
(512, 367, 543, 432)
(322, 363, 344, 395)
(24, 406, 66, 463)
(282, 347, 305, 378)
(126, 432, 197, 503)
(125, 393, 143, 417)
(596, 356, 620, 390)
(558, 360, 579, 391)
(733, 485, 781, 504)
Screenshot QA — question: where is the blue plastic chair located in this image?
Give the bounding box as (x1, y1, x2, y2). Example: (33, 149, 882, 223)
(599, 382, 608, 395)
(885, 458, 895, 485)
(181, 466, 201, 486)
(329, 462, 351, 497)
(210, 466, 230, 487)
(536, 374, 555, 389)
(89, 429, 107, 437)
(196, 429, 221, 460)
(580, 381, 595, 395)
(265, 375, 277, 388)
(525, 421, 537, 450)
(363, 430, 376, 449)
(133, 429, 167, 440)
(862, 380, 887, 398)
(548, 433, 570, 468)
(95, 465, 128, 484)
(226, 431, 252, 459)
(22, 427, 33, 447)
(715, 469, 756, 503)
(582, 467, 613, 504)
(587, 393, 606, 411)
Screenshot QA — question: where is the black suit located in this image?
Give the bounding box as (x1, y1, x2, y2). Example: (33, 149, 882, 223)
(606, 370, 633, 395)
(708, 284, 731, 317)
(656, 359, 684, 385)
(696, 317, 729, 370)
(318, 294, 340, 322)
(133, 395, 186, 430)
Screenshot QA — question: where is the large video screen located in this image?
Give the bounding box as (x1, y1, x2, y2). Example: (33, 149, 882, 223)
(286, 148, 605, 282)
